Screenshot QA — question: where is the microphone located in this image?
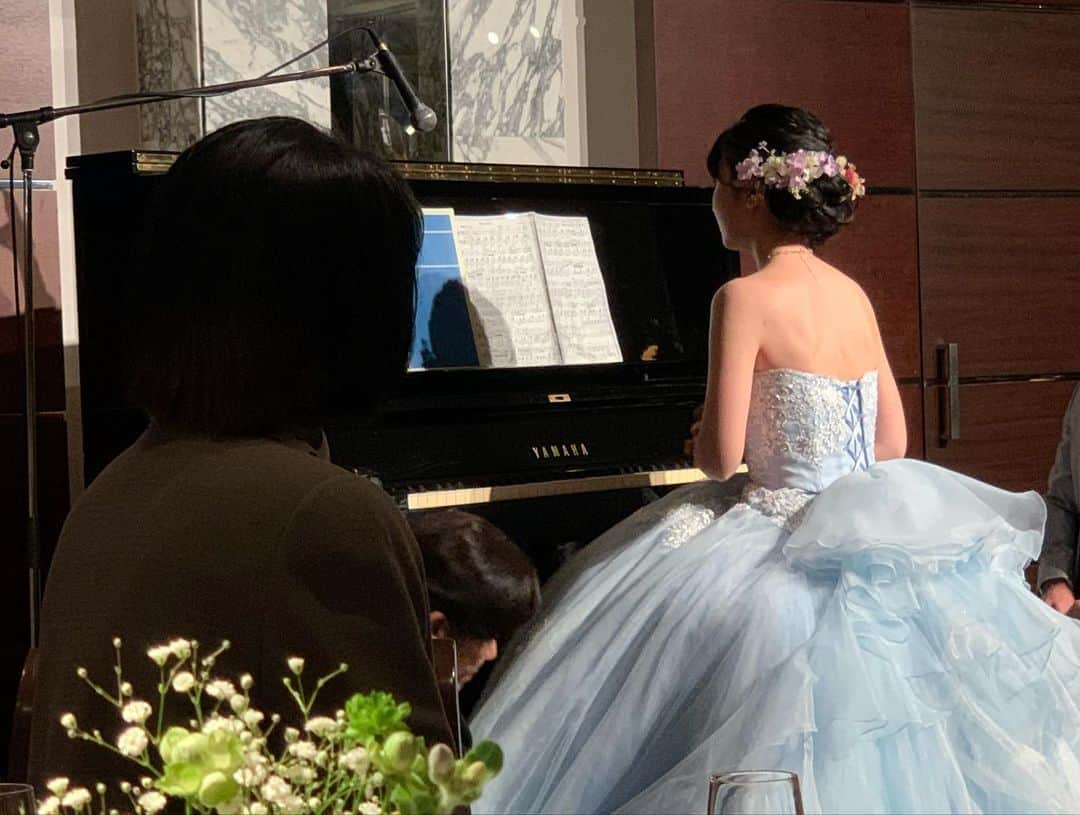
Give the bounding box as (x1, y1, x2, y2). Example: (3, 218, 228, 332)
(374, 40, 438, 132)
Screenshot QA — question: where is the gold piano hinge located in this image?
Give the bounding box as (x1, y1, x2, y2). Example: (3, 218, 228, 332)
(547, 393, 571, 403)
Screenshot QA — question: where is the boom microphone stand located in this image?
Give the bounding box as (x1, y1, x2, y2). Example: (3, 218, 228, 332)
(0, 49, 387, 648)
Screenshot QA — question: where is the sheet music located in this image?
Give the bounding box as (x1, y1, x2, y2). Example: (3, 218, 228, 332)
(533, 214, 623, 365)
(454, 215, 562, 368)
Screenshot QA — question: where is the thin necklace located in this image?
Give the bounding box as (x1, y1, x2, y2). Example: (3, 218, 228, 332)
(767, 245, 818, 281)
(767, 245, 813, 260)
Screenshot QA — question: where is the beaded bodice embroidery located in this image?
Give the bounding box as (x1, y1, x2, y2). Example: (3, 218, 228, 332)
(742, 369, 878, 527)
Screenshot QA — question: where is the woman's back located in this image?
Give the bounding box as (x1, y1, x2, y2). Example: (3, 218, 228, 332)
(746, 251, 880, 381)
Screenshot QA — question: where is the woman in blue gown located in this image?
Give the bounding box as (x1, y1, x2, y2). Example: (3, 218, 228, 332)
(470, 104, 1080, 814)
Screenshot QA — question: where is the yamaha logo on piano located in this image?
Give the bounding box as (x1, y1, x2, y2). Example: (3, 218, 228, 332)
(531, 442, 590, 460)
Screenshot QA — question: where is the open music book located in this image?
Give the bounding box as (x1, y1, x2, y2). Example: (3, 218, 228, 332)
(413, 209, 623, 369)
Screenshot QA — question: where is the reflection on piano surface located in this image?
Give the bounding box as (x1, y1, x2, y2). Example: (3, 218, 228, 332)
(66, 154, 740, 526)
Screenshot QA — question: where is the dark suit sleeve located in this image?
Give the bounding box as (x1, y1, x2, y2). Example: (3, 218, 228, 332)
(265, 473, 453, 746)
(1039, 385, 1080, 590)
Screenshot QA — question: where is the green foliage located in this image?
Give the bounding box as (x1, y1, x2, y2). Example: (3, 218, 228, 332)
(344, 691, 412, 743)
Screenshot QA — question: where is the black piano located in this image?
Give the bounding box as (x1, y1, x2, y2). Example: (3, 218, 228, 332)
(66, 154, 739, 578)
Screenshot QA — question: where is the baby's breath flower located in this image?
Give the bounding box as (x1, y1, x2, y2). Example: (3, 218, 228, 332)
(37, 797, 60, 815)
(259, 775, 293, 805)
(287, 740, 318, 761)
(357, 803, 381, 815)
(61, 787, 93, 810)
(46, 778, 70, 796)
(59, 713, 76, 730)
(338, 746, 370, 775)
(112, 637, 122, 648)
(240, 674, 254, 690)
(229, 694, 248, 714)
(303, 716, 338, 737)
(167, 638, 192, 659)
(117, 726, 148, 757)
(76, 667, 88, 679)
(242, 709, 264, 729)
(287, 656, 305, 675)
(95, 783, 106, 795)
(286, 764, 316, 785)
(120, 681, 133, 697)
(205, 679, 236, 699)
(136, 791, 167, 815)
(121, 700, 153, 724)
(146, 645, 171, 666)
(249, 804, 268, 815)
(202, 716, 243, 734)
(284, 727, 300, 743)
(172, 671, 196, 693)
(120, 782, 132, 794)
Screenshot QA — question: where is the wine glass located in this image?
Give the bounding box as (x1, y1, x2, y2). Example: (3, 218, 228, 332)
(0, 784, 36, 815)
(707, 770, 804, 815)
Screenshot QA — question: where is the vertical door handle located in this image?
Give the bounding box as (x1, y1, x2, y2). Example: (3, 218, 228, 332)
(937, 342, 960, 446)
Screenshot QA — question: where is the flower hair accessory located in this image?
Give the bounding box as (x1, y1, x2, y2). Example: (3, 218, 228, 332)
(734, 141, 866, 201)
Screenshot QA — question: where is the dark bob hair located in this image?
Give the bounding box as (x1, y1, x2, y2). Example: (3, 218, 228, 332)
(707, 104, 858, 246)
(127, 116, 420, 435)
(408, 509, 541, 642)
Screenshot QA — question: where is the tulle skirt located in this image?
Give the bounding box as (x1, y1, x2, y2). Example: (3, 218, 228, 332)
(471, 460, 1080, 814)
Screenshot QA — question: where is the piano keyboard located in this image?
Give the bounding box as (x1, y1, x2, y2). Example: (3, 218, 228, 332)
(404, 464, 749, 510)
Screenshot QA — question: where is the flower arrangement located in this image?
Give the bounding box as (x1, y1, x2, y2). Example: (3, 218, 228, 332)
(38, 637, 502, 815)
(734, 141, 866, 201)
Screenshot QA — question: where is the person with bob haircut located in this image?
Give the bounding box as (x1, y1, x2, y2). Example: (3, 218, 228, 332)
(28, 117, 454, 791)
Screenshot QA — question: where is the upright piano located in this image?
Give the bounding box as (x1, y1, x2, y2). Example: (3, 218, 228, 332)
(66, 154, 740, 577)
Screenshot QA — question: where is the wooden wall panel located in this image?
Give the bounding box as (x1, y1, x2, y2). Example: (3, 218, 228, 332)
(0, 0, 57, 179)
(821, 195, 920, 380)
(0, 189, 66, 413)
(919, 197, 1080, 377)
(923, 379, 1075, 492)
(913, 6, 1080, 190)
(651, 0, 914, 187)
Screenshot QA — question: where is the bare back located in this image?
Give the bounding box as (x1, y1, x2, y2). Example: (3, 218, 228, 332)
(749, 254, 880, 381)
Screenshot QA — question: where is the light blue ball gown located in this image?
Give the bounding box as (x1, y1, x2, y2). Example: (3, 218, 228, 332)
(471, 368, 1080, 814)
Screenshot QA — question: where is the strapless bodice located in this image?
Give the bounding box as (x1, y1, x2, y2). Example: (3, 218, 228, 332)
(744, 368, 878, 494)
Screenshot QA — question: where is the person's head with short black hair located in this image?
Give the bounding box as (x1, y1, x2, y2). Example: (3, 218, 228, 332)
(407, 509, 540, 686)
(706, 104, 859, 249)
(128, 116, 420, 436)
